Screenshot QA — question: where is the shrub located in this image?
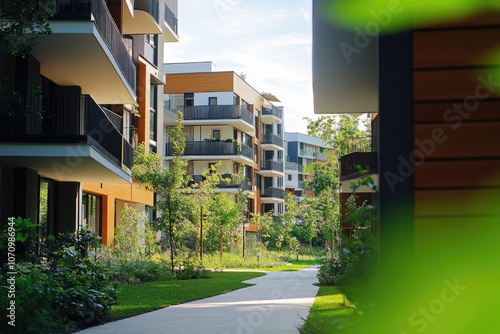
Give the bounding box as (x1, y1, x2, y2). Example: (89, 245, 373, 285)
(0, 230, 117, 333)
(317, 253, 350, 286)
(111, 260, 174, 284)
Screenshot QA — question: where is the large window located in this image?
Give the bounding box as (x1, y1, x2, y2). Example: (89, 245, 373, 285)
(82, 193, 101, 236)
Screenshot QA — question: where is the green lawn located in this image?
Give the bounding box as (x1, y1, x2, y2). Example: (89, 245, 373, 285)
(234, 259, 321, 272)
(109, 271, 266, 320)
(301, 286, 359, 334)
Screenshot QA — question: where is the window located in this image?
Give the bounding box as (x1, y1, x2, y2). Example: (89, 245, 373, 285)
(150, 85, 157, 142)
(288, 175, 292, 181)
(82, 193, 101, 236)
(255, 115, 259, 138)
(184, 93, 194, 106)
(209, 97, 217, 106)
(254, 144, 258, 162)
(212, 129, 221, 141)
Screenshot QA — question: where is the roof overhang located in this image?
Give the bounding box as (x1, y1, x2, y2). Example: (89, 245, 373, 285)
(313, 0, 378, 114)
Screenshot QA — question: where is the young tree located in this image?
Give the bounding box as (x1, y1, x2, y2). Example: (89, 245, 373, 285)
(206, 192, 239, 259)
(132, 111, 192, 271)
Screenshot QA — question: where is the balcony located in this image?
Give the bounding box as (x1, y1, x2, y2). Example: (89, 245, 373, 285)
(259, 160, 284, 177)
(262, 106, 283, 124)
(189, 175, 252, 191)
(164, 0, 179, 42)
(261, 133, 283, 150)
(314, 151, 329, 161)
(176, 105, 254, 133)
(123, 0, 162, 34)
(32, 0, 136, 104)
(339, 152, 377, 182)
(299, 149, 315, 158)
(261, 187, 285, 201)
(165, 141, 253, 164)
(0, 94, 133, 183)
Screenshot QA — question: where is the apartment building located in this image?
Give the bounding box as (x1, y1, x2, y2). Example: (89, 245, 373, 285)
(313, 0, 500, 306)
(284, 132, 330, 201)
(0, 0, 179, 245)
(163, 62, 285, 232)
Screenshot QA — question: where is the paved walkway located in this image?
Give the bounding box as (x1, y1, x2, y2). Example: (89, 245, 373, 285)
(76, 267, 319, 334)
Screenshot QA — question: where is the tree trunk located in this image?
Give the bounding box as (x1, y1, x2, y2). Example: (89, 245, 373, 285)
(219, 228, 223, 259)
(168, 195, 174, 272)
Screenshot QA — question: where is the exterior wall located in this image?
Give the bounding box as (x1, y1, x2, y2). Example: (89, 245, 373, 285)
(194, 92, 234, 105)
(164, 72, 234, 94)
(412, 12, 500, 260)
(82, 182, 154, 245)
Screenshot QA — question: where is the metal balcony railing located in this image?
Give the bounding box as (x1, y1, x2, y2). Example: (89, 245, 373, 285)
(166, 141, 252, 159)
(314, 151, 328, 161)
(188, 175, 251, 190)
(262, 106, 283, 119)
(260, 160, 283, 173)
(176, 105, 253, 126)
(299, 149, 315, 158)
(134, 0, 160, 24)
(339, 152, 377, 181)
(261, 133, 283, 147)
(0, 94, 131, 168)
(164, 0, 178, 34)
(261, 187, 284, 199)
(52, 0, 137, 92)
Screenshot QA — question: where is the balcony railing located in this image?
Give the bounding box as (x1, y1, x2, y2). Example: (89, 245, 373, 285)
(164, 0, 178, 34)
(260, 160, 283, 173)
(339, 152, 377, 181)
(299, 149, 315, 158)
(285, 162, 298, 170)
(0, 94, 131, 168)
(189, 175, 251, 190)
(52, 0, 136, 92)
(134, 0, 160, 24)
(262, 106, 283, 119)
(166, 141, 252, 159)
(261, 133, 283, 147)
(176, 105, 253, 126)
(261, 187, 284, 199)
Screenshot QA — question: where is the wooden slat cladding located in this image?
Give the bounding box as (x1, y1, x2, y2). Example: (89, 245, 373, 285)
(165, 72, 234, 94)
(415, 160, 500, 189)
(414, 28, 500, 69)
(413, 12, 500, 220)
(415, 12, 500, 30)
(415, 189, 500, 217)
(414, 100, 500, 123)
(414, 122, 500, 159)
(414, 68, 500, 101)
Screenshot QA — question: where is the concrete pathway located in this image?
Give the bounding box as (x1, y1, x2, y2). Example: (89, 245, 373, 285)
(76, 267, 319, 334)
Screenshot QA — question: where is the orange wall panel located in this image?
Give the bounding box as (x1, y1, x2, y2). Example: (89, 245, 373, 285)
(165, 72, 234, 94)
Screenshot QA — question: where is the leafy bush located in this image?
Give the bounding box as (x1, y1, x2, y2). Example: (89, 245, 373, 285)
(111, 260, 174, 284)
(0, 230, 117, 333)
(317, 253, 350, 286)
(174, 254, 210, 280)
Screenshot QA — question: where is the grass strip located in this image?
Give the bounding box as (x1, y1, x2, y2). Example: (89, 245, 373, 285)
(301, 285, 359, 334)
(109, 271, 265, 320)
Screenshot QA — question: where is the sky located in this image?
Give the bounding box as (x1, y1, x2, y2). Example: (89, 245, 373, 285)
(163, 0, 316, 134)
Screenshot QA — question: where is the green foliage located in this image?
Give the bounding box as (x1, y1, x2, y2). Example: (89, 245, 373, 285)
(111, 260, 174, 284)
(300, 285, 358, 334)
(133, 111, 192, 271)
(0, 230, 117, 333)
(113, 204, 159, 261)
(206, 192, 240, 258)
(0, 0, 55, 57)
(305, 114, 370, 157)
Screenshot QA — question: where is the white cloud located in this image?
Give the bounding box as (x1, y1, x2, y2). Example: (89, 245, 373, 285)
(164, 0, 314, 133)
